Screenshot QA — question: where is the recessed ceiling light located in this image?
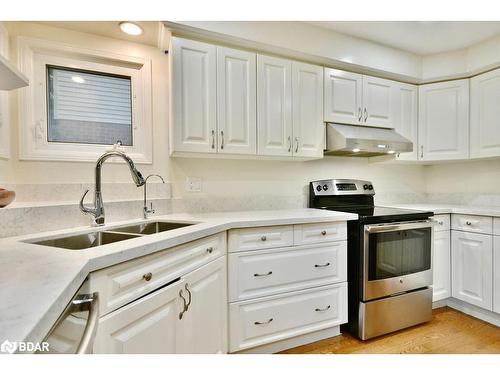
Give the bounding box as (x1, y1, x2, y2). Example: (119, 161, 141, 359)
(71, 76, 85, 84)
(119, 22, 143, 36)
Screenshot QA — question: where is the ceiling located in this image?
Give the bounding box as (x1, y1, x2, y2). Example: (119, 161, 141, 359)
(307, 21, 500, 55)
(37, 21, 161, 47)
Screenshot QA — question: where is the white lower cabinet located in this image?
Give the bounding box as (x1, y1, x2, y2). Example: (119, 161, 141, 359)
(494, 236, 500, 314)
(451, 230, 493, 310)
(94, 256, 227, 354)
(432, 230, 451, 302)
(229, 282, 347, 353)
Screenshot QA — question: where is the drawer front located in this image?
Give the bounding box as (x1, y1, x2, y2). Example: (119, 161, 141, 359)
(228, 225, 294, 253)
(293, 222, 347, 245)
(432, 214, 451, 232)
(452, 214, 492, 234)
(229, 282, 347, 352)
(494, 218, 500, 236)
(228, 241, 347, 302)
(89, 232, 226, 316)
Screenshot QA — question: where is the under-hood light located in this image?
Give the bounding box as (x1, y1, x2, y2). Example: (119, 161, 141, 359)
(387, 150, 395, 154)
(352, 148, 361, 153)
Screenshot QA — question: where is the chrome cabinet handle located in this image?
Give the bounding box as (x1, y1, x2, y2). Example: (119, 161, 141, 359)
(315, 305, 331, 312)
(287, 136, 292, 153)
(295, 137, 299, 153)
(438, 221, 444, 225)
(358, 107, 362, 122)
(314, 262, 331, 268)
(75, 293, 100, 354)
(179, 289, 188, 320)
(254, 318, 273, 325)
(420, 145, 424, 158)
(206, 247, 214, 254)
(185, 283, 192, 310)
(261, 235, 267, 242)
(211, 130, 215, 149)
(254, 271, 273, 277)
(142, 272, 153, 282)
(364, 108, 368, 122)
(220, 130, 224, 150)
(321, 230, 327, 236)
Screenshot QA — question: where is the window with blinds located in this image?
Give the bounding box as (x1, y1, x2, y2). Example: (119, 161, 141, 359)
(47, 66, 133, 146)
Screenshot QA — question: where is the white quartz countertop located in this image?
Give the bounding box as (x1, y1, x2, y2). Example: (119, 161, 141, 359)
(386, 203, 500, 217)
(0, 208, 356, 347)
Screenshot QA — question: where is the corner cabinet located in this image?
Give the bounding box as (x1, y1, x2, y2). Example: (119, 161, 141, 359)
(418, 79, 470, 161)
(170, 37, 324, 160)
(393, 82, 418, 161)
(470, 68, 500, 159)
(323, 69, 395, 128)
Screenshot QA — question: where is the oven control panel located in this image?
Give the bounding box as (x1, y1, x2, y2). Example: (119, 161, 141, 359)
(310, 179, 375, 196)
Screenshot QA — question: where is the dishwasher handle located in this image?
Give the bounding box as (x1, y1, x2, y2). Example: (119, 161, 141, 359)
(74, 292, 99, 354)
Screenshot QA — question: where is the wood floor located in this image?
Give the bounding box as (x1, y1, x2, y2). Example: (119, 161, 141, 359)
(280, 307, 500, 354)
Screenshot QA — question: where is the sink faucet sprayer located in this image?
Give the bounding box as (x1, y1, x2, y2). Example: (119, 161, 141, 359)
(80, 150, 146, 226)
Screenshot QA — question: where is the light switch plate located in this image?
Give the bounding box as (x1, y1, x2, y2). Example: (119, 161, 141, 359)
(186, 176, 202, 192)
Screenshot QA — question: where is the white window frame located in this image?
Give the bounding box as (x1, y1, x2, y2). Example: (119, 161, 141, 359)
(17, 36, 153, 163)
(0, 22, 10, 160)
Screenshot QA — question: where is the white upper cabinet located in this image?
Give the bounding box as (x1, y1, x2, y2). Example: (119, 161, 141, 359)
(217, 47, 257, 155)
(362, 76, 394, 128)
(393, 82, 418, 161)
(418, 79, 470, 161)
(470, 68, 500, 159)
(324, 69, 363, 125)
(451, 230, 493, 310)
(292, 62, 324, 158)
(170, 37, 217, 153)
(257, 54, 293, 156)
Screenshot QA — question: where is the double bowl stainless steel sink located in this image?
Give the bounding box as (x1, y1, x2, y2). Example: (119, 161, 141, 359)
(29, 221, 194, 250)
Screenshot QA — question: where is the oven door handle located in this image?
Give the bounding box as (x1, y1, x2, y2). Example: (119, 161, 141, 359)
(365, 220, 433, 234)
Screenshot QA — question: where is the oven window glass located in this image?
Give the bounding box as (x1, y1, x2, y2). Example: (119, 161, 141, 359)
(367, 227, 431, 280)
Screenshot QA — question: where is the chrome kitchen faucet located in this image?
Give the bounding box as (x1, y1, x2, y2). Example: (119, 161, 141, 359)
(79, 150, 146, 226)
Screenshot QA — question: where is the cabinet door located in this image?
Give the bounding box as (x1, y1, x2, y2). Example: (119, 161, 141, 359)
(257, 55, 292, 156)
(393, 82, 418, 161)
(324, 68, 362, 125)
(418, 79, 469, 161)
(494, 236, 500, 314)
(432, 230, 451, 302)
(170, 37, 217, 153)
(94, 279, 182, 354)
(292, 61, 324, 158)
(176, 256, 228, 354)
(470, 68, 500, 159)
(217, 47, 257, 155)
(451, 231, 493, 310)
(362, 76, 395, 128)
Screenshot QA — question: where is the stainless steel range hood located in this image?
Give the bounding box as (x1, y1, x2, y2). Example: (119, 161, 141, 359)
(324, 123, 413, 157)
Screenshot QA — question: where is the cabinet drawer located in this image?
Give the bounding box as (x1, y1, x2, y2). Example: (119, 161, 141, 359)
(229, 282, 347, 352)
(494, 218, 500, 236)
(228, 225, 294, 253)
(451, 214, 492, 234)
(432, 214, 450, 232)
(89, 232, 226, 316)
(228, 241, 347, 302)
(293, 222, 347, 245)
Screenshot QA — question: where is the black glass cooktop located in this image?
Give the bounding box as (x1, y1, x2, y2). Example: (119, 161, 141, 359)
(323, 206, 433, 223)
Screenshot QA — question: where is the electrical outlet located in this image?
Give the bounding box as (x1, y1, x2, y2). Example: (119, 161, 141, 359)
(186, 176, 202, 192)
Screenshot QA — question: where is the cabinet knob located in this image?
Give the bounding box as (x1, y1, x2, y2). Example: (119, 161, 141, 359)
(261, 235, 267, 241)
(206, 247, 214, 254)
(142, 272, 153, 282)
(466, 221, 472, 226)
(321, 230, 327, 236)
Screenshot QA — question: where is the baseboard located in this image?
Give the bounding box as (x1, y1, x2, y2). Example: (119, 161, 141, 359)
(233, 326, 340, 354)
(432, 299, 448, 309)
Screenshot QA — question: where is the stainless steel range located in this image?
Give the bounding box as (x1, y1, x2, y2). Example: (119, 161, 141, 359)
(309, 179, 434, 340)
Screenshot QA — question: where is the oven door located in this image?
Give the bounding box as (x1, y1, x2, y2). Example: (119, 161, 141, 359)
(363, 220, 433, 301)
